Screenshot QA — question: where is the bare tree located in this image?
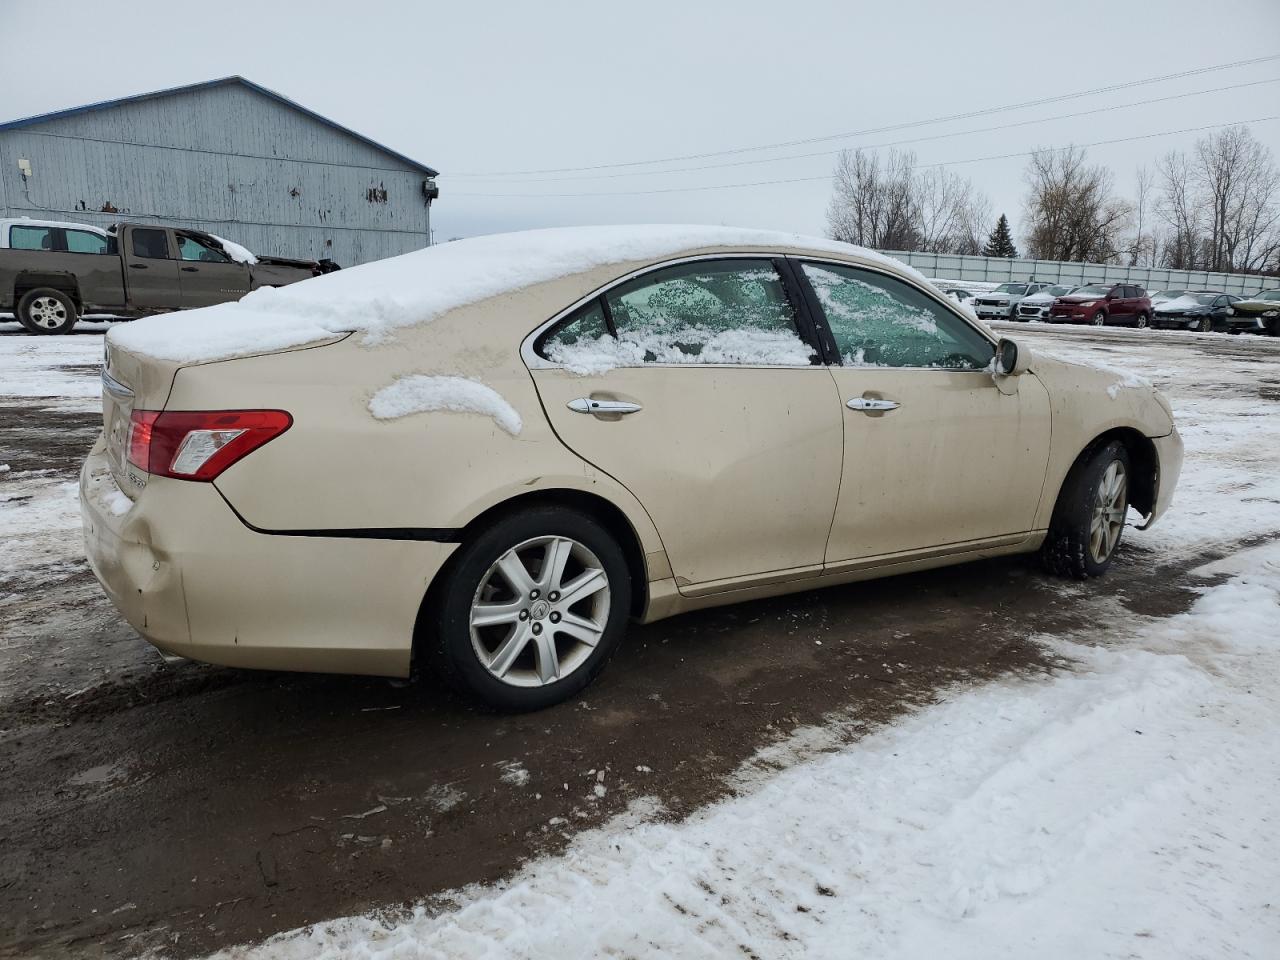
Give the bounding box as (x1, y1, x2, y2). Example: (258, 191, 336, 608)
(1156, 148, 1201, 269)
(826, 149, 992, 254)
(1022, 146, 1132, 263)
(1126, 164, 1156, 267)
(1194, 126, 1280, 273)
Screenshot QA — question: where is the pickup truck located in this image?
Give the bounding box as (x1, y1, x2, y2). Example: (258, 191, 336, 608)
(0, 219, 331, 334)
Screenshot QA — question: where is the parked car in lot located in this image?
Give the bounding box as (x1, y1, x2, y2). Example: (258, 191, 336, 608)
(1151, 291, 1240, 332)
(1015, 284, 1079, 321)
(972, 281, 1053, 321)
(0, 219, 331, 334)
(1047, 283, 1152, 327)
(81, 227, 1182, 710)
(1225, 288, 1280, 335)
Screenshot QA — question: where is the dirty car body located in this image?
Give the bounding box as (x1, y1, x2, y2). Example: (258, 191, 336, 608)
(80, 226, 1183, 710)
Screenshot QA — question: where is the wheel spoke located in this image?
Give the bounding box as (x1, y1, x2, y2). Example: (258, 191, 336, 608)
(488, 624, 533, 678)
(554, 611, 604, 648)
(533, 632, 561, 683)
(470, 599, 525, 629)
(496, 551, 536, 596)
(556, 567, 607, 607)
(541, 537, 573, 593)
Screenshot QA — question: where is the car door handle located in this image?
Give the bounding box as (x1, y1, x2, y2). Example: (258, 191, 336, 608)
(129, 263, 148, 269)
(567, 398, 643, 415)
(181, 266, 198, 272)
(847, 397, 900, 412)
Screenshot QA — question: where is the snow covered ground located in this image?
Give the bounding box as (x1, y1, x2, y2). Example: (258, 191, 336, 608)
(201, 324, 1279, 960)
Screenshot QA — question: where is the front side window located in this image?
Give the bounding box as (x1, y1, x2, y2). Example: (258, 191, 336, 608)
(801, 262, 994, 369)
(177, 234, 231, 263)
(541, 259, 815, 368)
(9, 225, 53, 251)
(65, 229, 108, 255)
(131, 228, 170, 259)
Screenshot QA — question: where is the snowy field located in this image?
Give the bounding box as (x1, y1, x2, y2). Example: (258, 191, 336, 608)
(2, 321, 1279, 958)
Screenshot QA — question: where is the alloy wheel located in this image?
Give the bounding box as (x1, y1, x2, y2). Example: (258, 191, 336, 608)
(469, 535, 610, 688)
(1093, 314, 1106, 326)
(1089, 460, 1127, 564)
(27, 296, 68, 330)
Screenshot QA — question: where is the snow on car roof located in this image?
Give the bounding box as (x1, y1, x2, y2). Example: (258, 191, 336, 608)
(107, 225, 923, 364)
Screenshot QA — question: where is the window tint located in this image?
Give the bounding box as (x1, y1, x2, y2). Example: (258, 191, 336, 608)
(177, 234, 230, 263)
(131, 228, 170, 259)
(801, 262, 994, 369)
(65, 229, 108, 255)
(9, 225, 54, 251)
(542, 260, 814, 368)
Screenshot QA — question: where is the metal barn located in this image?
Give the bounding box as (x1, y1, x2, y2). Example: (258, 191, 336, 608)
(0, 76, 439, 266)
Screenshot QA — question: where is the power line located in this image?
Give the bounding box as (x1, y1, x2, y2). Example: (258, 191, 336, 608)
(448, 77, 1280, 184)
(445, 54, 1280, 177)
(450, 116, 1279, 198)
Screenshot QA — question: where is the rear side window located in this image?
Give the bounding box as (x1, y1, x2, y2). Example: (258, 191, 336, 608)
(800, 262, 994, 369)
(9, 225, 53, 251)
(541, 259, 815, 368)
(65, 229, 108, 255)
(131, 228, 170, 259)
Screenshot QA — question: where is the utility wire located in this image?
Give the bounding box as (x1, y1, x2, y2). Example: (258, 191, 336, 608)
(450, 116, 1279, 198)
(445, 54, 1280, 177)
(449, 77, 1280, 184)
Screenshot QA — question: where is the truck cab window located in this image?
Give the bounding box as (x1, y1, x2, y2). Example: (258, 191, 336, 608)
(177, 235, 231, 263)
(9, 225, 53, 251)
(65, 230, 108, 255)
(131, 229, 170, 259)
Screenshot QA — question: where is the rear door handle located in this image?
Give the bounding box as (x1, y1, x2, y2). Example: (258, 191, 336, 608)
(847, 397, 900, 412)
(567, 398, 643, 415)
(181, 266, 198, 272)
(129, 263, 148, 269)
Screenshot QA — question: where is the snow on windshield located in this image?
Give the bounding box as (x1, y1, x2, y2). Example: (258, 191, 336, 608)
(107, 226, 923, 364)
(994, 284, 1028, 294)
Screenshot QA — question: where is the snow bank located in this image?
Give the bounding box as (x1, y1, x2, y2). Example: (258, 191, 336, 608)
(208, 234, 259, 265)
(107, 226, 919, 364)
(368, 375, 522, 436)
(213, 545, 1280, 960)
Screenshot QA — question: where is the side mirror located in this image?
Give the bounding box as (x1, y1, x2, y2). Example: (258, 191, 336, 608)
(994, 337, 1028, 376)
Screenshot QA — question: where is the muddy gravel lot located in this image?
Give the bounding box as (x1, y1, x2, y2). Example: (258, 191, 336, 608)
(1, 322, 1277, 958)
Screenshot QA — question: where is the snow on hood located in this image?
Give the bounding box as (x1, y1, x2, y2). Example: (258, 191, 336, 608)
(106, 226, 918, 364)
(1156, 295, 1206, 313)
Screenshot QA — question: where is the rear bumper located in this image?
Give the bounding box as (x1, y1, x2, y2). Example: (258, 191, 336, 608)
(1147, 428, 1184, 528)
(79, 435, 457, 677)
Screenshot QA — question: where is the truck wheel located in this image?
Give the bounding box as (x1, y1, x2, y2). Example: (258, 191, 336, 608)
(17, 288, 78, 335)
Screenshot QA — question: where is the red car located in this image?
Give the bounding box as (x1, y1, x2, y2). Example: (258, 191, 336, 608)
(1047, 283, 1152, 328)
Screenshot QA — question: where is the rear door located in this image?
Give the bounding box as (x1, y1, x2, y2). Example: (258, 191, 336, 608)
(528, 257, 844, 591)
(794, 259, 1052, 565)
(122, 226, 183, 310)
(175, 233, 251, 307)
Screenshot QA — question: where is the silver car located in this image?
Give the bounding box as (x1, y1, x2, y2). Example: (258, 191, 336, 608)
(974, 282, 1052, 321)
(1016, 285, 1080, 321)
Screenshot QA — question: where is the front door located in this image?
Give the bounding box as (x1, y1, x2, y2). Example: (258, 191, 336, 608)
(175, 233, 251, 308)
(529, 257, 844, 590)
(793, 259, 1052, 565)
(122, 227, 182, 310)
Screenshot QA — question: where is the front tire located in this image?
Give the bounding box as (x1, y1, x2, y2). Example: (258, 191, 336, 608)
(1040, 441, 1131, 580)
(17, 287, 78, 335)
(1135, 312, 1149, 329)
(1092, 312, 1107, 327)
(426, 506, 631, 711)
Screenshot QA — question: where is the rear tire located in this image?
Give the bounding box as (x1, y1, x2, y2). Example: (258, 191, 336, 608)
(16, 287, 78, 335)
(1040, 441, 1132, 580)
(424, 506, 632, 711)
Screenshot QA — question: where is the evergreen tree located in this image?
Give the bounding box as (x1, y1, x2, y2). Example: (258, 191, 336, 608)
(982, 214, 1019, 258)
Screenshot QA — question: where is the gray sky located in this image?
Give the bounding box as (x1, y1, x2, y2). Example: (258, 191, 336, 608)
(6, 0, 1280, 247)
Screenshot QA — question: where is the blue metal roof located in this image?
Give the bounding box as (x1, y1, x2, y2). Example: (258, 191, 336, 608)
(0, 75, 438, 177)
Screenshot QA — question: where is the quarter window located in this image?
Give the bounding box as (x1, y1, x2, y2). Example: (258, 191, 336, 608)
(541, 259, 815, 368)
(800, 262, 994, 369)
(9, 225, 53, 251)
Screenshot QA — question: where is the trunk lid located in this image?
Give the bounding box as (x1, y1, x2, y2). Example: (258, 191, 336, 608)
(100, 340, 185, 496)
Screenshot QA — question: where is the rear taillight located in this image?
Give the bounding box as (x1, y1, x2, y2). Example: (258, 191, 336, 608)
(127, 410, 292, 482)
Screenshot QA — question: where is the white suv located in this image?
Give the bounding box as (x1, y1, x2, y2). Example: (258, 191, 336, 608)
(974, 282, 1052, 321)
(1016, 284, 1079, 321)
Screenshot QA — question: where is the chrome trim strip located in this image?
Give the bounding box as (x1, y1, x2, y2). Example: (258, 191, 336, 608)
(100, 366, 134, 400)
